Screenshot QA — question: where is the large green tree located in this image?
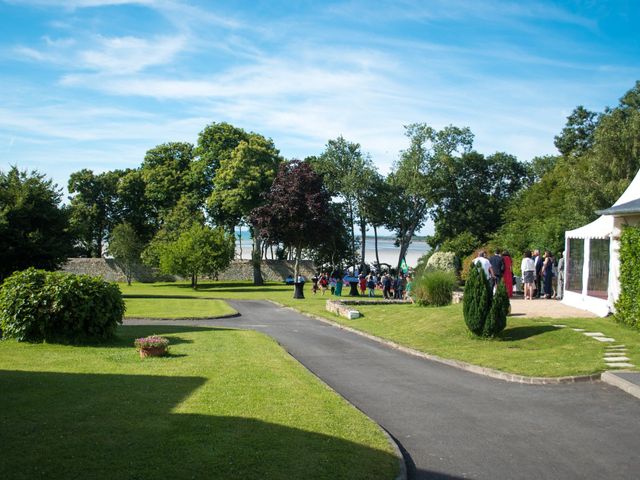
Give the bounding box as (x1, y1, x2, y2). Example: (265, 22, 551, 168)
(158, 224, 234, 289)
(386, 124, 474, 270)
(207, 132, 282, 285)
(0, 167, 72, 280)
(495, 81, 640, 257)
(68, 169, 122, 257)
(428, 150, 532, 253)
(311, 137, 374, 272)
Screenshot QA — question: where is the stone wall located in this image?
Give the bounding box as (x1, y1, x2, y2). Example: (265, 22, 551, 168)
(60, 258, 316, 283)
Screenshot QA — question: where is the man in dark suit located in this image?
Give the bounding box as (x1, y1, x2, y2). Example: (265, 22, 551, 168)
(533, 249, 543, 298)
(488, 249, 504, 290)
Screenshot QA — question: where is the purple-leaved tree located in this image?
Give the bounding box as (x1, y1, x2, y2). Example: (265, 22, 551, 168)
(251, 160, 331, 298)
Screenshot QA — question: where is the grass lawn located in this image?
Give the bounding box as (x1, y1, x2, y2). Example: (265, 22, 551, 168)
(124, 297, 237, 318)
(0, 325, 398, 480)
(120, 281, 640, 377)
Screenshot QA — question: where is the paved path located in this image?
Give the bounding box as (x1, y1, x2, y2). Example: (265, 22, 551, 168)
(126, 300, 640, 480)
(509, 297, 597, 318)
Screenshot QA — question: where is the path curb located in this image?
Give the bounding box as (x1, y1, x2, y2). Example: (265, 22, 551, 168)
(271, 301, 601, 385)
(125, 312, 241, 321)
(601, 371, 640, 400)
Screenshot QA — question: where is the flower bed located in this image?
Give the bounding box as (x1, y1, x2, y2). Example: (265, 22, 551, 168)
(134, 335, 169, 358)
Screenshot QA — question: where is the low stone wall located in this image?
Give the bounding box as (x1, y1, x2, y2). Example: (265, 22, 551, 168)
(326, 298, 411, 320)
(60, 258, 316, 283)
(217, 260, 316, 282)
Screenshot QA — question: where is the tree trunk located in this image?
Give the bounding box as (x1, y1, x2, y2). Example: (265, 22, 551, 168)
(251, 228, 264, 286)
(374, 225, 381, 269)
(238, 225, 243, 260)
(191, 273, 197, 289)
(293, 244, 304, 299)
(360, 216, 367, 273)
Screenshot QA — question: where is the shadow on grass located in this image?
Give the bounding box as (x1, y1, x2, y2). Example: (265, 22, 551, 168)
(499, 324, 560, 341)
(80, 325, 233, 349)
(0, 369, 399, 480)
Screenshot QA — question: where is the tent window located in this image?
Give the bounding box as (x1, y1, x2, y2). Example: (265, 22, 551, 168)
(587, 239, 610, 299)
(567, 238, 584, 293)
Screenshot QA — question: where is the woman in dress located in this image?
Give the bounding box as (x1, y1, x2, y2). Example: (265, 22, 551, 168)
(502, 250, 513, 298)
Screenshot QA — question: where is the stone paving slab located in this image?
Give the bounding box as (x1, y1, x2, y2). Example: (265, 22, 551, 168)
(583, 332, 605, 337)
(606, 362, 635, 368)
(593, 337, 616, 342)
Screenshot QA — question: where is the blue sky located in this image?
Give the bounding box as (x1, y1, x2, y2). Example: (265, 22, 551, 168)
(1, 0, 639, 200)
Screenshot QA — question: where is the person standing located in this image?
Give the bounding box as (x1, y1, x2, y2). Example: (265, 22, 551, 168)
(533, 249, 543, 298)
(489, 249, 505, 289)
(521, 250, 536, 300)
(382, 273, 391, 299)
(502, 250, 513, 298)
(472, 250, 493, 280)
(556, 251, 565, 300)
(405, 275, 414, 303)
(541, 251, 554, 299)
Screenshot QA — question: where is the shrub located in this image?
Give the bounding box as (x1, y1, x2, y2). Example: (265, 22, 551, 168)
(426, 252, 458, 274)
(485, 281, 509, 337)
(615, 225, 640, 329)
(414, 269, 457, 306)
(0, 268, 125, 342)
(463, 263, 492, 335)
(462, 262, 508, 338)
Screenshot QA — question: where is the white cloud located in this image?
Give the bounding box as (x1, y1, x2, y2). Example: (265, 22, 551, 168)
(79, 35, 186, 74)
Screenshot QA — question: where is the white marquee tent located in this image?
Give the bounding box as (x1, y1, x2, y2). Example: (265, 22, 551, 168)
(563, 170, 640, 316)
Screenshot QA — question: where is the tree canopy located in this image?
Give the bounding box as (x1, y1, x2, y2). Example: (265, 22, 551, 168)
(0, 167, 72, 280)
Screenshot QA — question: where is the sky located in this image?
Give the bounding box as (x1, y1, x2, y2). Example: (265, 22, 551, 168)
(1, 0, 639, 210)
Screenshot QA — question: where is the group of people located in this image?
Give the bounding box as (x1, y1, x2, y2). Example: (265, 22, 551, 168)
(307, 271, 414, 302)
(473, 248, 565, 300)
(520, 249, 564, 300)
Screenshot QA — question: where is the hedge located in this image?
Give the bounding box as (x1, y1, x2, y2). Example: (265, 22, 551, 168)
(615, 225, 640, 329)
(0, 268, 125, 342)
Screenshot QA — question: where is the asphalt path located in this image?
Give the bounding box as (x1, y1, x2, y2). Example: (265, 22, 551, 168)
(125, 300, 640, 480)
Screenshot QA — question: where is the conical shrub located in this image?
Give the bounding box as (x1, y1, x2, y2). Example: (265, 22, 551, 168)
(484, 281, 510, 337)
(463, 263, 492, 336)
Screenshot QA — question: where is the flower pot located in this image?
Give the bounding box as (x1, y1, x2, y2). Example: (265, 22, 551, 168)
(139, 346, 167, 358)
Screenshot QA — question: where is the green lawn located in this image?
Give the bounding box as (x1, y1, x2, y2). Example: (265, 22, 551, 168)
(120, 281, 640, 377)
(0, 325, 398, 480)
(125, 296, 237, 318)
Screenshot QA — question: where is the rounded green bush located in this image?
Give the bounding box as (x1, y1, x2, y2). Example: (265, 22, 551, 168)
(414, 269, 457, 306)
(0, 268, 125, 343)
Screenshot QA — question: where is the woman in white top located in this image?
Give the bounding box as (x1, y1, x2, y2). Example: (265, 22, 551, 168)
(521, 250, 536, 300)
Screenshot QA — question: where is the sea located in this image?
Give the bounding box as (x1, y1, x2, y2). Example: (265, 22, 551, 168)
(234, 236, 429, 268)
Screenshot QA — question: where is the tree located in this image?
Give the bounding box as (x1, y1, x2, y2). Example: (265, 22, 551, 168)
(108, 222, 145, 286)
(462, 263, 507, 338)
(115, 169, 157, 243)
(207, 132, 282, 285)
(140, 142, 202, 221)
(251, 160, 332, 298)
(303, 202, 353, 271)
(311, 138, 374, 272)
(386, 124, 474, 270)
(158, 224, 234, 289)
(68, 169, 122, 257)
(554, 106, 599, 158)
(0, 167, 72, 280)
(427, 151, 532, 250)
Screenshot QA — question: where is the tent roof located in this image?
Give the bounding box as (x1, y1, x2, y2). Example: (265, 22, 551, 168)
(597, 197, 640, 216)
(565, 215, 613, 239)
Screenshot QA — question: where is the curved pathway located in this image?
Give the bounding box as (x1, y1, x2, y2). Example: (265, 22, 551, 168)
(125, 300, 640, 480)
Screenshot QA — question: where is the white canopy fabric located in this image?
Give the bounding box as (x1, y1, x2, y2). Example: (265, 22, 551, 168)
(565, 215, 613, 240)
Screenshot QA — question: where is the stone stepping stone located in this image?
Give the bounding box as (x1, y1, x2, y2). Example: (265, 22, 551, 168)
(604, 352, 629, 357)
(606, 345, 626, 349)
(593, 337, 616, 342)
(604, 356, 631, 361)
(605, 362, 634, 368)
(583, 332, 605, 337)
(552, 324, 567, 328)
(572, 328, 586, 332)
